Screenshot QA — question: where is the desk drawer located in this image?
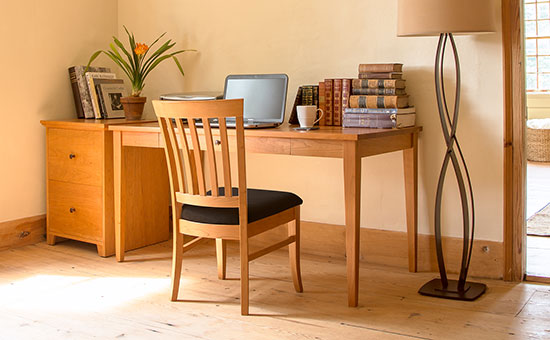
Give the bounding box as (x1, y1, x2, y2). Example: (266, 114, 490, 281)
(47, 128, 103, 186)
(48, 180, 103, 242)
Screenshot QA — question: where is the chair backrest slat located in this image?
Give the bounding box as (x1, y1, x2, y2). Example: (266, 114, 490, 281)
(187, 118, 207, 196)
(153, 99, 246, 212)
(158, 117, 180, 197)
(219, 117, 232, 197)
(235, 116, 248, 223)
(175, 117, 196, 194)
(164, 117, 185, 193)
(202, 118, 219, 197)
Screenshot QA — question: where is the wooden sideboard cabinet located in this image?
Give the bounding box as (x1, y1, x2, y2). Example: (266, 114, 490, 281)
(40, 119, 170, 256)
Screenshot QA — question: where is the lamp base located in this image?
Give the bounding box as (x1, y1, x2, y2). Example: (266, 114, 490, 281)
(418, 278, 486, 301)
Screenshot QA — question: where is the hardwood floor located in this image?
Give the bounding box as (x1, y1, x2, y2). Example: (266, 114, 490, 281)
(1, 239, 550, 339)
(526, 161, 550, 279)
(527, 236, 550, 281)
(526, 161, 550, 219)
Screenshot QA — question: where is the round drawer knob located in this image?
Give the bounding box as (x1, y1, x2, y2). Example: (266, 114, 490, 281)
(214, 140, 221, 146)
(69, 207, 76, 213)
(69, 153, 76, 159)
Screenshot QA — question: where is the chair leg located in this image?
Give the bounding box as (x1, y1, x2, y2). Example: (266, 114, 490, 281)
(240, 235, 249, 315)
(216, 238, 227, 280)
(171, 232, 184, 301)
(288, 206, 303, 293)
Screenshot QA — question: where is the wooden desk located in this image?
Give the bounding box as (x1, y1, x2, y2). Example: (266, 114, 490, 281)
(109, 122, 422, 307)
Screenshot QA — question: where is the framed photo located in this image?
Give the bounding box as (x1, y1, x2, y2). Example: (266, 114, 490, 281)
(85, 71, 116, 118)
(98, 82, 126, 118)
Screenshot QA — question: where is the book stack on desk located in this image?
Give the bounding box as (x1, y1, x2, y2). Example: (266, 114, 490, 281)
(316, 78, 353, 126)
(343, 63, 416, 129)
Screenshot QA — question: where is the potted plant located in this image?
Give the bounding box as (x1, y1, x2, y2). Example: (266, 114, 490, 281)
(87, 26, 195, 120)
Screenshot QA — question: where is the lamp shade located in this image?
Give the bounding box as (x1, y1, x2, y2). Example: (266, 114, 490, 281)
(397, 0, 497, 36)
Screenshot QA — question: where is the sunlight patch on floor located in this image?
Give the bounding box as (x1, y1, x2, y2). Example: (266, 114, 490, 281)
(0, 274, 177, 313)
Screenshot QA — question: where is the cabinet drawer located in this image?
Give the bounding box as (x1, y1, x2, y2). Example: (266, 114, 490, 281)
(47, 128, 103, 186)
(48, 180, 103, 242)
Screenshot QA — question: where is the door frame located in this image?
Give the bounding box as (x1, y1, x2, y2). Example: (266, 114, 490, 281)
(502, 0, 526, 282)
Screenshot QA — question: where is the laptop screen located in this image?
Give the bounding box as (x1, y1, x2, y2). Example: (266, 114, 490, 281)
(223, 74, 288, 122)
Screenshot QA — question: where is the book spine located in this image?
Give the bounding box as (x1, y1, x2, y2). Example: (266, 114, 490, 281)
(74, 66, 95, 118)
(318, 81, 326, 126)
(351, 79, 405, 89)
(351, 88, 403, 95)
(343, 118, 396, 129)
(358, 72, 402, 79)
(341, 79, 351, 124)
(358, 63, 403, 73)
(333, 79, 342, 126)
(68, 67, 85, 118)
(344, 107, 399, 114)
(342, 115, 397, 129)
(87, 77, 102, 119)
(343, 113, 389, 119)
(313, 85, 319, 107)
(301, 86, 313, 105)
(288, 86, 303, 124)
(324, 79, 333, 126)
(95, 84, 107, 118)
(349, 95, 406, 109)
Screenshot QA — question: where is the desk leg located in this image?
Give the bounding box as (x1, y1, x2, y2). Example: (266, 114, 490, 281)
(114, 131, 125, 262)
(343, 141, 361, 307)
(403, 132, 418, 272)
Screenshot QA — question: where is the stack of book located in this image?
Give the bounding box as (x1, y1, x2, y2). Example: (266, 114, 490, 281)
(343, 63, 416, 129)
(69, 65, 127, 119)
(288, 85, 319, 125)
(316, 78, 352, 126)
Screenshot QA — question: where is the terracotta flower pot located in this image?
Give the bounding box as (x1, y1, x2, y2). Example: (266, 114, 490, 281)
(120, 96, 147, 120)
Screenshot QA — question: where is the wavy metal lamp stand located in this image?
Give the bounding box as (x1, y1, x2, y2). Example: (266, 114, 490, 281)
(418, 33, 487, 301)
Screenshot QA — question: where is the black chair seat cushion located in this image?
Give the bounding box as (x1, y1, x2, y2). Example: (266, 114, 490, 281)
(180, 188, 302, 225)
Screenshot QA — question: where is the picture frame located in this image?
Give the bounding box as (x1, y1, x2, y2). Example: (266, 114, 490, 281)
(98, 82, 126, 118)
(85, 71, 116, 118)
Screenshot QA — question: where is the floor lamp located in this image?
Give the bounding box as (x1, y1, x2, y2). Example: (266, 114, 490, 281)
(397, 0, 496, 301)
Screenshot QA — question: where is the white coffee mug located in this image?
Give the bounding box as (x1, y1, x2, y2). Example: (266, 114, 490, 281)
(297, 105, 324, 128)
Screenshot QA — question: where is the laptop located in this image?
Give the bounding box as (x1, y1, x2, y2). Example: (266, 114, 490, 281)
(221, 74, 288, 128)
(160, 92, 223, 101)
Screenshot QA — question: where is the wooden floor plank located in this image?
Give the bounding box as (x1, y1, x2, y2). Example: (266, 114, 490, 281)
(1, 240, 550, 339)
(526, 162, 550, 278)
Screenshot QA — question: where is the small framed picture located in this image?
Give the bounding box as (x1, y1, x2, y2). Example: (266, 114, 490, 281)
(99, 82, 126, 118)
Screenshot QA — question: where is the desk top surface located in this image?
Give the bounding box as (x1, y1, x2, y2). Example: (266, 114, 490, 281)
(108, 121, 422, 141)
(40, 119, 157, 131)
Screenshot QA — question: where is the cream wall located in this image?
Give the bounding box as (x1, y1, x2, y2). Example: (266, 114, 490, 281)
(118, 0, 504, 241)
(0, 1, 118, 222)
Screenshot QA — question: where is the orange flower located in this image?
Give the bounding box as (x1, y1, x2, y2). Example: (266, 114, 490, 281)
(134, 43, 149, 56)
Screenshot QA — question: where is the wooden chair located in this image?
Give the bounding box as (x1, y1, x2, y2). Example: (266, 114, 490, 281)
(153, 99, 303, 315)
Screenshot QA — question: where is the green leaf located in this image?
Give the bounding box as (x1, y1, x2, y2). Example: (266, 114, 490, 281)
(123, 25, 139, 72)
(85, 50, 103, 73)
(109, 43, 133, 75)
(140, 41, 175, 73)
(172, 56, 185, 76)
(142, 32, 167, 59)
(124, 25, 136, 50)
(142, 55, 173, 79)
(142, 49, 196, 79)
(113, 36, 134, 71)
(104, 51, 133, 80)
